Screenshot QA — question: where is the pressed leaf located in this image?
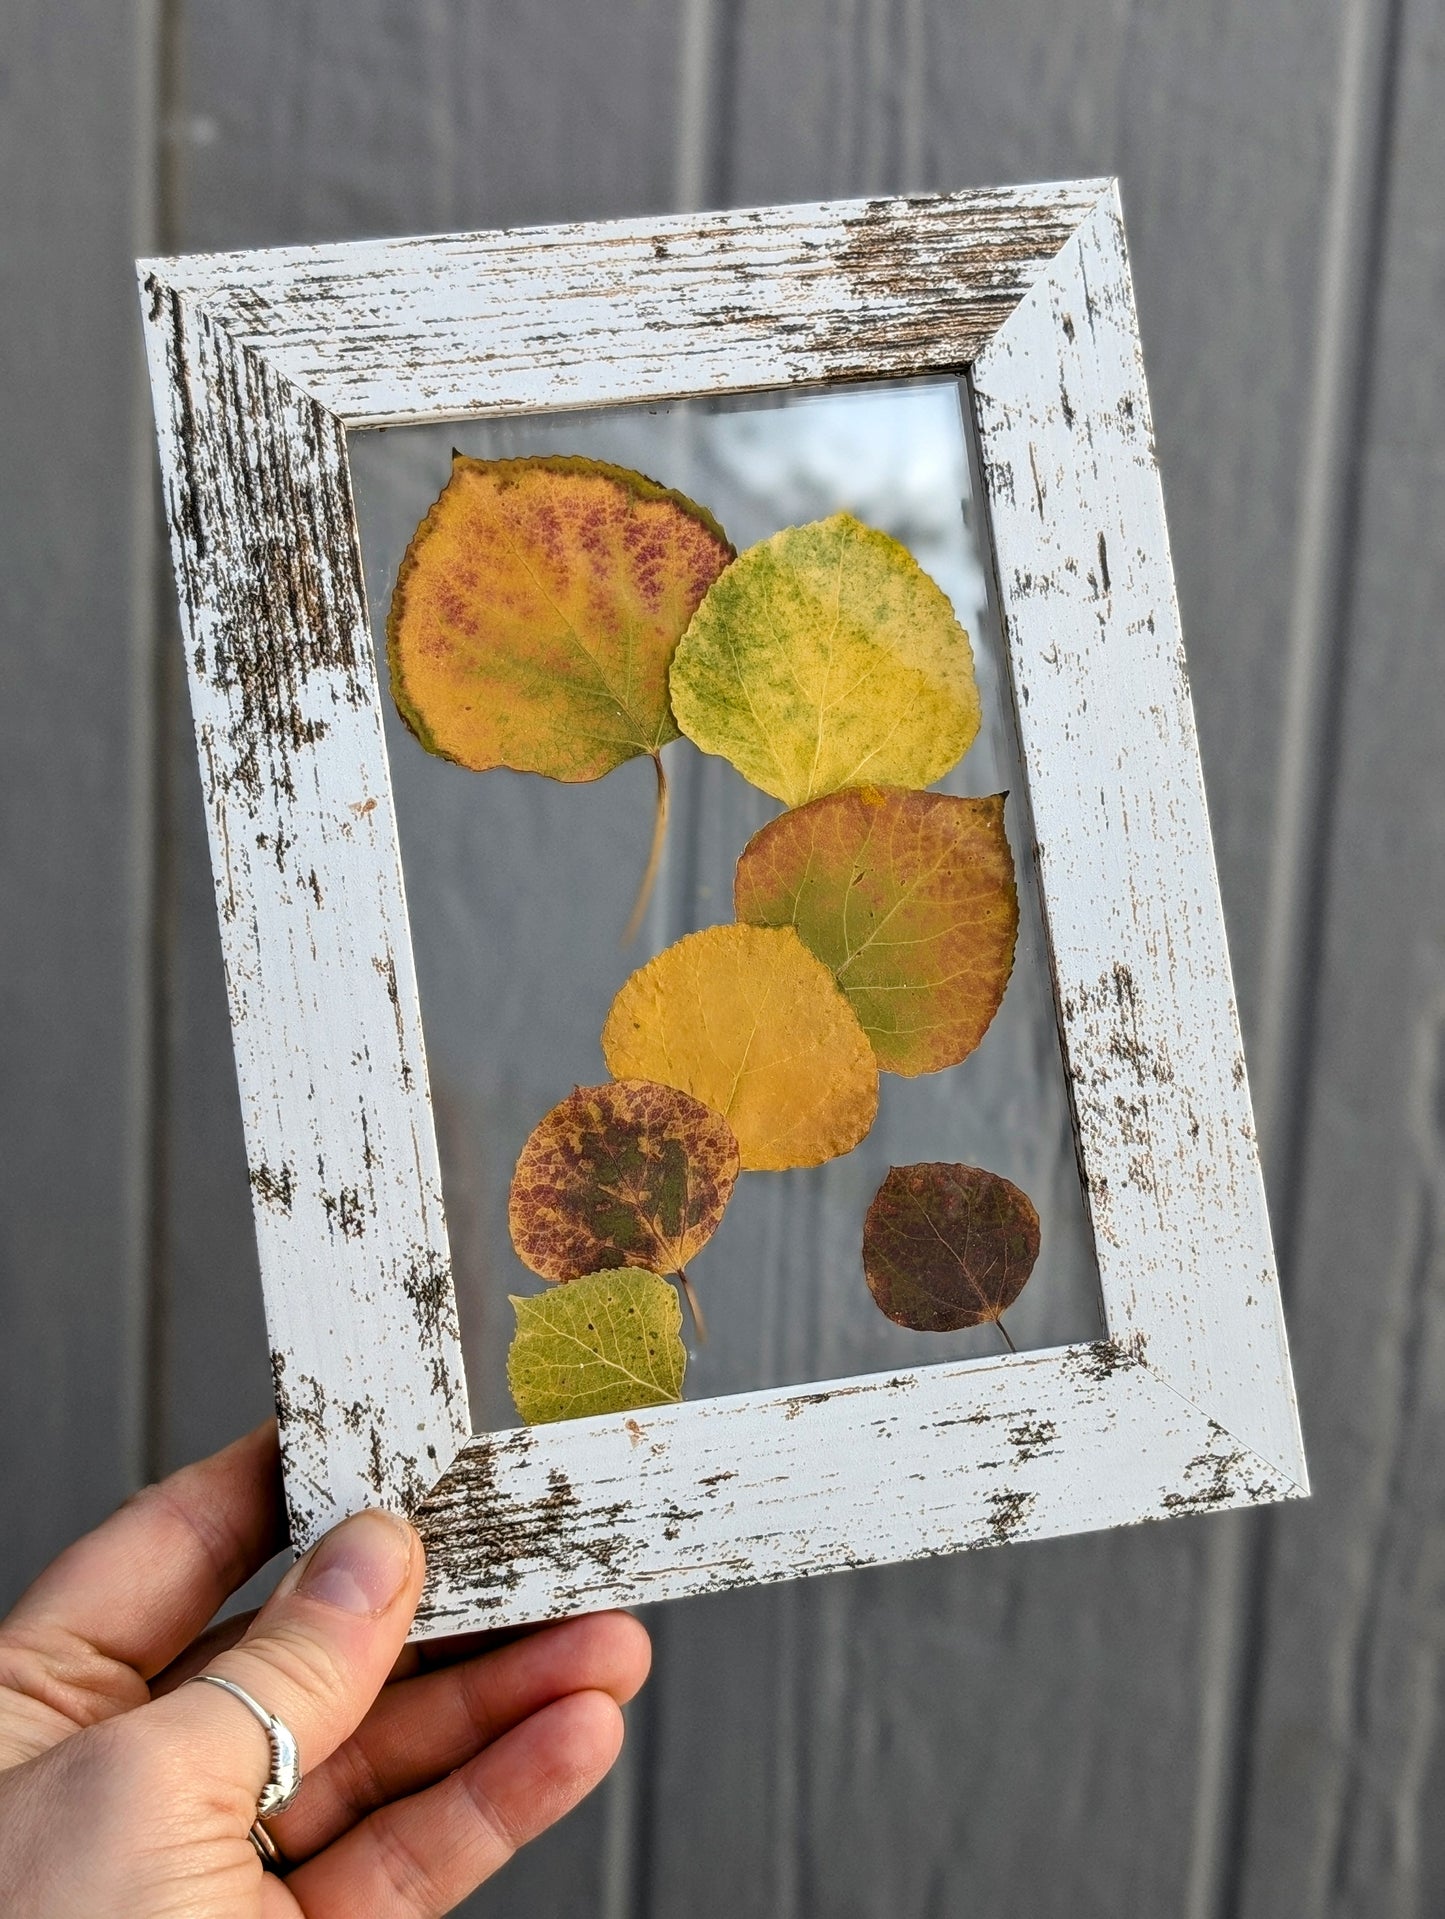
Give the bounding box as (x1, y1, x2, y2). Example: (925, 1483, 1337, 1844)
(507, 1267, 686, 1425)
(509, 1079, 739, 1283)
(862, 1163, 1041, 1333)
(734, 786, 1018, 1076)
(388, 453, 734, 780)
(601, 923, 878, 1172)
(669, 512, 980, 806)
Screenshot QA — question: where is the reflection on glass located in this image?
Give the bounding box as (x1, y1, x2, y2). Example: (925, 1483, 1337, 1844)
(349, 379, 1103, 1435)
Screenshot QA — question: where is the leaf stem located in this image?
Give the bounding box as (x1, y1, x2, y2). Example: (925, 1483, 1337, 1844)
(675, 1267, 708, 1346)
(622, 750, 669, 946)
(995, 1315, 1017, 1354)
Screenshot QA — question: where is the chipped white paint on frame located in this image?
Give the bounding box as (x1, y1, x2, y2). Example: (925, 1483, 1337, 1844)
(968, 193, 1300, 1475)
(137, 289, 471, 1541)
(138, 182, 1307, 1630)
(139, 185, 1102, 426)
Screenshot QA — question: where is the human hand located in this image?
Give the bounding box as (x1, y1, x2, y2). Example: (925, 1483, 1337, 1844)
(0, 1424, 650, 1916)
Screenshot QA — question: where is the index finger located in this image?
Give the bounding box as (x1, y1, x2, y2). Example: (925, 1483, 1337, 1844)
(5, 1423, 286, 1680)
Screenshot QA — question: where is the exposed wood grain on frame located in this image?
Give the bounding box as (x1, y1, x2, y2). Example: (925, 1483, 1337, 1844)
(140, 186, 1103, 427)
(413, 1347, 1298, 1632)
(139, 183, 1305, 1612)
(970, 188, 1306, 1479)
(138, 287, 470, 1545)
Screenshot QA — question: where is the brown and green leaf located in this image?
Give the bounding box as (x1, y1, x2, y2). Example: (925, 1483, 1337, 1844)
(388, 453, 734, 781)
(862, 1163, 1040, 1335)
(509, 1079, 739, 1283)
(735, 786, 1018, 1076)
(669, 512, 980, 806)
(507, 1266, 686, 1425)
(601, 922, 878, 1172)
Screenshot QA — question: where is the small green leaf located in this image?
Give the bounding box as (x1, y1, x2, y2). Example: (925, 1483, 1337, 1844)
(670, 512, 980, 806)
(506, 1267, 686, 1425)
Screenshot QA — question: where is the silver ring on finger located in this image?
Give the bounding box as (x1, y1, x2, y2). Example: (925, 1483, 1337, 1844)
(248, 1818, 289, 1873)
(183, 1671, 304, 1852)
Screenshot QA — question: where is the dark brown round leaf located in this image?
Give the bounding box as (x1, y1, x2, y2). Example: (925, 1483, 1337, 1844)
(862, 1162, 1041, 1333)
(509, 1079, 740, 1282)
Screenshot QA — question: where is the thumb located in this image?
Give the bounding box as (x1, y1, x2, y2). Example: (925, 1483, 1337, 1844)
(144, 1509, 423, 1825)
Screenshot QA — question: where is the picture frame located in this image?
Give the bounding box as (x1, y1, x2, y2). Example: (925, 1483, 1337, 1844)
(138, 180, 1307, 1637)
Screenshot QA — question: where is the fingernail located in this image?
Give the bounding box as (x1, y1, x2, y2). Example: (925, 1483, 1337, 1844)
(294, 1510, 414, 1615)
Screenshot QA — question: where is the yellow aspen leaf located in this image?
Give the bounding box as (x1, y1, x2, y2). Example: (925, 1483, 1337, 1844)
(734, 786, 1019, 1076)
(387, 453, 733, 780)
(601, 923, 878, 1172)
(863, 1163, 1040, 1338)
(509, 1080, 739, 1283)
(507, 1267, 686, 1425)
(669, 512, 980, 806)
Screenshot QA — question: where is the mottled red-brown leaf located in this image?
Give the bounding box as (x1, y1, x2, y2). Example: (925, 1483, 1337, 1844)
(509, 1079, 739, 1283)
(862, 1162, 1041, 1333)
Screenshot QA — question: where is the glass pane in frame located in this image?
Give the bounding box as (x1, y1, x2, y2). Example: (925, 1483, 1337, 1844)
(347, 376, 1104, 1436)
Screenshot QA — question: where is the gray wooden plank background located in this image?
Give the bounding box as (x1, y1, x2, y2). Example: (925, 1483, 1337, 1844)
(3, 2, 1439, 1914)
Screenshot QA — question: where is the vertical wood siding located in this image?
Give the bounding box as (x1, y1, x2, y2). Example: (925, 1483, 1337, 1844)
(4, 2, 1439, 1916)
(0, 3, 157, 1599)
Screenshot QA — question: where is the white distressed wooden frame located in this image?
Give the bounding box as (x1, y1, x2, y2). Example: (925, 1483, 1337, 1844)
(139, 182, 1306, 1636)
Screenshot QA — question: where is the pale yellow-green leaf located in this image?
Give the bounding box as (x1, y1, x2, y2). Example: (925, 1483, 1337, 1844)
(669, 512, 980, 806)
(506, 1267, 686, 1425)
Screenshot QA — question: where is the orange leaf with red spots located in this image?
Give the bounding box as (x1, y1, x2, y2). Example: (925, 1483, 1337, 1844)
(388, 454, 734, 781)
